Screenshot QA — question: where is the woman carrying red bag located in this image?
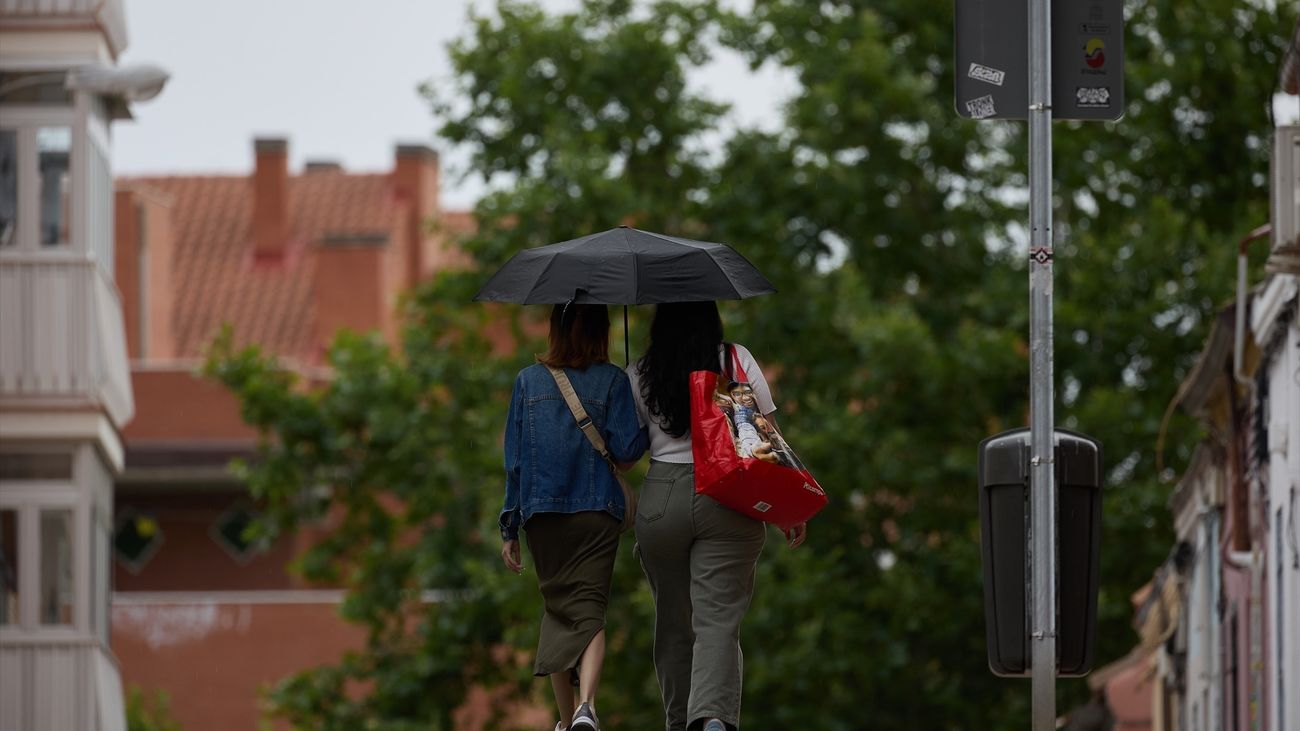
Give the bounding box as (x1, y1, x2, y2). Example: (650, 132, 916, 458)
(625, 301, 807, 731)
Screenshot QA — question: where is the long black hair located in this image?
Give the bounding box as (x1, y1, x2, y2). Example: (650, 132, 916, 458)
(636, 301, 724, 438)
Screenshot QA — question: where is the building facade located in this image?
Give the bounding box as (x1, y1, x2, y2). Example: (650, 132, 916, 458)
(0, 1, 165, 729)
(1092, 24, 1299, 730)
(107, 137, 483, 730)
(1134, 132, 1299, 731)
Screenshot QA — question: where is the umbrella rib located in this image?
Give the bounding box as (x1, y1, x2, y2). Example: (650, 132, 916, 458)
(622, 227, 640, 303)
(637, 229, 714, 251)
(704, 248, 743, 300)
(638, 229, 744, 299)
(528, 249, 566, 303)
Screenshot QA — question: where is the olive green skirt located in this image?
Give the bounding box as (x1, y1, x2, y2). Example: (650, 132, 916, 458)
(523, 510, 621, 678)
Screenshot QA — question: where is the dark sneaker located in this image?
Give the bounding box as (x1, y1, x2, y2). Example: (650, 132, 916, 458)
(571, 703, 599, 731)
(702, 720, 727, 731)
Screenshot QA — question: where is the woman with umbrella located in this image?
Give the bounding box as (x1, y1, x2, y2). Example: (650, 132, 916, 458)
(481, 227, 804, 730)
(499, 303, 648, 731)
(627, 302, 807, 731)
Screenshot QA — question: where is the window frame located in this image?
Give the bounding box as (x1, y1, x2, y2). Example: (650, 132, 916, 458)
(36, 505, 76, 627)
(0, 506, 19, 627)
(0, 480, 85, 642)
(210, 502, 262, 566)
(113, 505, 164, 575)
(0, 106, 74, 253)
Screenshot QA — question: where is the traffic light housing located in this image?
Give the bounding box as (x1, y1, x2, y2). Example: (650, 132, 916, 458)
(978, 428, 1103, 677)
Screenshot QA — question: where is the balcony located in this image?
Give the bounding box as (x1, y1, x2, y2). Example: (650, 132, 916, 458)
(0, 252, 133, 429)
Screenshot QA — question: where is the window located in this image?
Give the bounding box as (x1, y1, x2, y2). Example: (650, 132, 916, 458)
(0, 451, 74, 480)
(0, 129, 14, 248)
(114, 509, 163, 574)
(0, 509, 17, 625)
(1277, 508, 1286, 731)
(0, 72, 72, 105)
(90, 503, 109, 643)
(1229, 611, 1240, 731)
(212, 505, 261, 563)
(37, 127, 70, 247)
(39, 509, 73, 625)
(0, 94, 75, 251)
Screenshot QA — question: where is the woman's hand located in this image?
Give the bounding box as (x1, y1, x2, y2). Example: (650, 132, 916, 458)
(784, 522, 807, 548)
(501, 539, 523, 574)
(753, 442, 780, 464)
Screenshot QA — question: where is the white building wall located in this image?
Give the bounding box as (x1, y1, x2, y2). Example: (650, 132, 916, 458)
(1254, 276, 1299, 731)
(1176, 460, 1225, 731)
(1184, 517, 1213, 731)
(1, 7, 141, 729)
(1265, 310, 1298, 731)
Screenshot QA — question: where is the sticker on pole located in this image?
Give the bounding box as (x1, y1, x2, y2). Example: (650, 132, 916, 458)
(965, 95, 998, 119)
(968, 63, 1007, 86)
(1075, 86, 1111, 108)
(954, 0, 1124, 121)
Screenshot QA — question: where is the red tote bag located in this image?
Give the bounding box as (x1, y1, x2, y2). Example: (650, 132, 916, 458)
(690, 344, 827, 529)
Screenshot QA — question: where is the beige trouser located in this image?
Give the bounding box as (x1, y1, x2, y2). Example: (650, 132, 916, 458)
(634, 460, 767, 731)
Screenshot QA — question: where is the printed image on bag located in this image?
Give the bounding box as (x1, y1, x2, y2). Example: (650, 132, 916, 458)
(713, 380, 805, 470)
(690, 344, 827, 529)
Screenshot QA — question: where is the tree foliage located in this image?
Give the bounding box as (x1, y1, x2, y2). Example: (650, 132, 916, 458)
(207, 1, 1294, 728)
(125, 686, 182, 731)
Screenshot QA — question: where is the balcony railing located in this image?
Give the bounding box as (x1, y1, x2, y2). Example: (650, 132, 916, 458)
(0, 253, 133, 428)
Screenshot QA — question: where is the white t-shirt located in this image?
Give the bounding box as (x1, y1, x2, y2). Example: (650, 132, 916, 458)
(625, 342, 776, 463)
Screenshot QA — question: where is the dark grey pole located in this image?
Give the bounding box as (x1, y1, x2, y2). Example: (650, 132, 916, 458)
(1027, 0, 1056, 727)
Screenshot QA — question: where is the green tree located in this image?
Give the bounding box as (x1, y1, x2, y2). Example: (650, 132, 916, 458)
(207, 0, 1294, 728)
(125, 686, 183, 731)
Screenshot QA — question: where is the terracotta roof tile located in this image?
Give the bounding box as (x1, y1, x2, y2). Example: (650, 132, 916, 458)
(121, 171, 469, 363)
(438, 210, 476, 236)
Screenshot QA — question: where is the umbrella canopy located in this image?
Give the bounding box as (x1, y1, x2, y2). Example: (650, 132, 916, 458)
(472, 225, 776, 304)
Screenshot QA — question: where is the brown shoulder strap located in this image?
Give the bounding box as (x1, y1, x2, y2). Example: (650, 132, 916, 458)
(547, 366, 613, 461)
(545, 366, 636, 528)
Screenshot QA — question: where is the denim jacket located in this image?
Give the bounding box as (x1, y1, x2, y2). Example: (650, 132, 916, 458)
(500, 362, 648, 540)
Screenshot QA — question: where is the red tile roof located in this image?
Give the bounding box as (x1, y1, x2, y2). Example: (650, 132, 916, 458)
(438, 210, 476, 236)
(120, 171, 471, 363)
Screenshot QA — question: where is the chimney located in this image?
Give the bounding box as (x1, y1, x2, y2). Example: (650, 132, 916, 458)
(392, 144, 440, 287)
(313, 234, 390, 355)
(304, 159, 342, 173)
(114, 187, 176, 361)
(253, 137, 289, 260)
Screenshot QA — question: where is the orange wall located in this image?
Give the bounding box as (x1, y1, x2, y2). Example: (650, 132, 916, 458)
(113, 600, 550, 731)
(124, 368, 256, 442)
(113, 601, 365, 730)
(114, 492, 300, 592)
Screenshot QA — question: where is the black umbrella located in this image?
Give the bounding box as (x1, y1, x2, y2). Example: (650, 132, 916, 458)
(474, 226, 776, 364)
(473, 225, 776, 305)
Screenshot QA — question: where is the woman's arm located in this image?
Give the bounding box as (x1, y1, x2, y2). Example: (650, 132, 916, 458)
(499, 377, 524, 542)
(606, 372, 649, 464)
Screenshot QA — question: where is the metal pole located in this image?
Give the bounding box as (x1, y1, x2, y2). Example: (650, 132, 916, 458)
(1027, 0, 1056, 727)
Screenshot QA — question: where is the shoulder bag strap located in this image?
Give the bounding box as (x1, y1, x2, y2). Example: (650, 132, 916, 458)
(725, 343, 749, 382)
(545, 365, 637, 531)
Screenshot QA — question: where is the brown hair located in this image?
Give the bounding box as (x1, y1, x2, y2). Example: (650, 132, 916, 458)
(539, 303, 610, 369)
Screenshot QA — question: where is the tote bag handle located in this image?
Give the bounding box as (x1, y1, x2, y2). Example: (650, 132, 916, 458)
(722, 342, 749, 385)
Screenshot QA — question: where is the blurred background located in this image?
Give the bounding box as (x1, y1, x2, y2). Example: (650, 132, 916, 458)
(1, 1, 1297, 730)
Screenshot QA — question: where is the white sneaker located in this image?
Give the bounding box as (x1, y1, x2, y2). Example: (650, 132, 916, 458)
(571, 702, 599, 731)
